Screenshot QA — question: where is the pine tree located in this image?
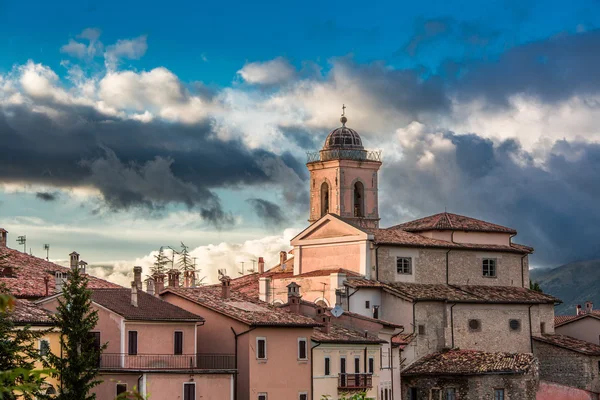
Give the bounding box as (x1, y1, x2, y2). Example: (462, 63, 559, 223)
(530, 281, 543, 293)
(48, 265, 105, 400)
(150, 247, 169, 275)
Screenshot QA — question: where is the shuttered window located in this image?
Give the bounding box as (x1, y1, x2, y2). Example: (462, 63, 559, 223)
(174, 331, 183, 355)
(298, 338, 307, 360)
(257, 338, 267, 359)
(183, 383, 195, 400)
(324, 357, 330, 376)
(128, 331, 137, 355)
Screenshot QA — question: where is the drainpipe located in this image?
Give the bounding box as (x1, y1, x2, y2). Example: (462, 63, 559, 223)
(528, 305, 534, 353)
(445, 250, 452, 285)
(311, 342, 322, 400)
(346, 287, 360, 313)
(521, 254, 527, 288)
(390, 328, 404, 400)
(375, 245, 380, 281)
(231, 326, 256, 400)
(450, 303, 457, 348)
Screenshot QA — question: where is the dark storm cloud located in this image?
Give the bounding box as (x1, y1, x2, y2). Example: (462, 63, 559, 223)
(35, 192, 58, 201)
(0, 103, 300, 227)
(246, 198, 286, 228)
(380, 129, 600, 267)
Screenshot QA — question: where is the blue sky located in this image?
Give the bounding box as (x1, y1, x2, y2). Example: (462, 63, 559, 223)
(2, 0, 600, 285)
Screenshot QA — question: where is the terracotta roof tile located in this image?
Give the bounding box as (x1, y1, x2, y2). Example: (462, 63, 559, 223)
(90, 289, 203, 322)
(0, 247, 120, 298)
(391, 212, 517, 234)
(454, 285, 560, 304)
(312, 324, 385, 344)
(163, 286, 320, 327)
(392, 333, 416, 348)
(533, 334, 600, 356)
(554, 311, 600, 327)
(7, 299, 53, 325)
(402, 350, 536, 376)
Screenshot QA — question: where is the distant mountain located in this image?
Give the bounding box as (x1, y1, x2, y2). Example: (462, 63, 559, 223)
(530, 260, 600, 315)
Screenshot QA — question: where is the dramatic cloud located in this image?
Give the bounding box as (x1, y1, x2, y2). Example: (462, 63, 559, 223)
(237, 57, 296, 85)
(246, 198, 286, 228)
(35, 192, 58, 202)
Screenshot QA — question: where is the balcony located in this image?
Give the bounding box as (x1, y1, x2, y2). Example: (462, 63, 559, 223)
(338, 373, 373, 390)
(306, 149, 382, 163)
(98, 354, 235, 371)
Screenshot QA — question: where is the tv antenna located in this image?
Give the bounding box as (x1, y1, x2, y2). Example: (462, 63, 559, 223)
(16, 235, 26, 253)
(248, 259, 256, 273)
(239, 261, 245, 276)
(44, 244, 50, 261)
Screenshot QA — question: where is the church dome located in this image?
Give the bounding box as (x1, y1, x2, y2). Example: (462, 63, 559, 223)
(322, 116, 364, 151)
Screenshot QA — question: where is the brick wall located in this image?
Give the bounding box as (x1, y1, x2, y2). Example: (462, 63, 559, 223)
(533, 340, 600, 393)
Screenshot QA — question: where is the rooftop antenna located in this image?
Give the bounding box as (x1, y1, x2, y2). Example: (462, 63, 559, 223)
(16, 235, 26, 253)
(44, 244, 50, 261)
(249, 259, 256, 273)
(239, 261, 245, 276)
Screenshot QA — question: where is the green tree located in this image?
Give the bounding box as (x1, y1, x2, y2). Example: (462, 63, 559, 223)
(530, 281, 543, 293)
(150, 247, 169, 275)
(48, 266, 105, 400)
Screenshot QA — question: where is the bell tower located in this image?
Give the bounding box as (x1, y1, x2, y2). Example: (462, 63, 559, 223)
(306, 107, 382, 229)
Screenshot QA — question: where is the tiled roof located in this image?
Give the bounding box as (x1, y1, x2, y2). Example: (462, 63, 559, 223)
(391, 212, 517, 234)
(0, 247, 120, 298)
(312, 324, 386, 344)
(266, 255, 295, 273)
(402, 350, 536, 376)
(533, 334, 600, 356)
(7, 299, 54, 326)
(228, 270, 294, 298)
(365, 227, 532, 254)
(554, 311, 600, 327)
(347, 280, 560, 304)
(162, 286, 320, 327)
(392, 333, 416, 348)
(293, 268, 361, 278)
(91, 289, 203, 322)
(340, 309, 403, 329)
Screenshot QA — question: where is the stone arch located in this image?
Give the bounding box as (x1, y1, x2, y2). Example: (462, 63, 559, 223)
(352, 179, 365, 217)
(320, 180, 330, 217)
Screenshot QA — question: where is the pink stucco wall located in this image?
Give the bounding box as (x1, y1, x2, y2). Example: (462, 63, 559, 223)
(537, 381, 597, 400)
(300, 243, 362, 273)
(272, 275, 334, 305)
(125, 321, 196, 355)
(95, 373, 140, 399)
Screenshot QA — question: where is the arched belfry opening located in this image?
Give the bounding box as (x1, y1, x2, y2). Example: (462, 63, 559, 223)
(353, 181, 364, 217)
(321, 182, 330, 216)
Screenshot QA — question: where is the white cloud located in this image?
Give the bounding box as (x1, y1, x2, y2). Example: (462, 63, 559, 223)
(105, 35, 148, 70)
(60, 28, 103, 59)
(237, 57, 296, 85)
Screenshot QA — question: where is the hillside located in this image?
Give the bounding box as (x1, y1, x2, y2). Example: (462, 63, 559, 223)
(530, 260, 600, 315)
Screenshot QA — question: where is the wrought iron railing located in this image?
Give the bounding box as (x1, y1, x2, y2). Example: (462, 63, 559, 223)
(99, 353, 235, 370)
(338, 373, 373, 390)
(306, 149, 382, 163)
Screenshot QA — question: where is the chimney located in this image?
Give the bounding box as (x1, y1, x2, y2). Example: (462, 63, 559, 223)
(0, 228, 7, 248)
(69, 252, 80, 271)
(153, 273, 165, 296)
(78, 260, 87, 275)
(133, 266, 143, 290)
(131, 281, 138, 307)
(586, 301, 593, 314)
(43, 275, 50, 297)
(287, 282, 301, 314)
(576, 304, 582, 316)
(146, 277, 155, 296)
(167, 269, 180, 288)
(280, 251, 287, 270)
(221, 276, 232, 299)
(184, 270, 196, 288)
(258, 257, 265, 274)
(316, 307, 331, 334)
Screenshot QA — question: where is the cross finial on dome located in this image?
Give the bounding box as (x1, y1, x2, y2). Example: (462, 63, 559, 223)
(340, 104, 348, 126)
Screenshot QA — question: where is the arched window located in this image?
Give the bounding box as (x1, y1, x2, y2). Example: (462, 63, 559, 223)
(315, 299, 329, 308)
(321, 182, 329, 216)
(354, 181, 364, 217)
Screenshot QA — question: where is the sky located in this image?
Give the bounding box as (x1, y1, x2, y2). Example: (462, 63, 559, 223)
(1, 0, 600, 286)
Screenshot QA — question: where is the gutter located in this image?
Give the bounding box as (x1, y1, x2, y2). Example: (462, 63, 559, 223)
(231, 326, 256, 400)
(346, 287, 360, 313)
(310, 342, 322, 400)
(374, 245, 380, 281)
(450, 303, 457, 348)
(528, 305, 534, 353)
(390, 327, 405, 400)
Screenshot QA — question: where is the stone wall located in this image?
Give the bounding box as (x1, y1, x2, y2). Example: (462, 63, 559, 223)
(533, 340, 600, 393)
(402, 370, 539, 400)
(413, 302, 448, 359)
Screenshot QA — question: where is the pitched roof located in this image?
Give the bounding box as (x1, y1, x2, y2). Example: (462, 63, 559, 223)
(365, 227, 532, 254)
(391, 212, 517, 234)
(162, 286, 320, 328)
(7, 299, 54, 326)
(392, 333, 416, 348)
(228, 270, 294, 298)
(554, 311, 600, 327)
(312, 324, 386, 344)
(90, 289, 203, 322)
(402, 350, 536, 376)
(533, 334, 600, 356)
(0, 247, 120, 298)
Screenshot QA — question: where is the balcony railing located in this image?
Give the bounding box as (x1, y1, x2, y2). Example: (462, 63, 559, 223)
(306, 149, 382, 163)
(99, 354, 235, 370)
(338, 373, 373, 390)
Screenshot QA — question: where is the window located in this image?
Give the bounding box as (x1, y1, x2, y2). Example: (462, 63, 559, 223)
(509, 319, 521, 331)
(418, 324, 425, 335)
(353, 182, 364, 217)
(116, 383, 127, 396)
(365, 300, 370, 309)
(183, 383, 195, 400)
(128, 331, 138, 355)
(320, 182, 329, 216)
(385, 388, 389, 400)
(494, 389, 505, 400)
(468, 319, 481, 331)
(483, 258, 497, 277)
(324, 357, 331, 376)
(340, 357, 346, 373)
(298, 338, 307, 360)
(39, 339, 50, 357)
(354, 356, 360, 372)
(431, 388, 441, 399)
(372, 305, 379, 319)
(299, 393, 308, 400)
(446, 388, 456, 400)
(368, 357, 374, 373)
(257, 337, 267, 360)
(258, 394, 267, 400)
(409, 387, 418, 400)
(396, 257, 412, 274)
(541, 322, 546, 334)
(174, 331, 183, 355)
(597, 360, 600, 372)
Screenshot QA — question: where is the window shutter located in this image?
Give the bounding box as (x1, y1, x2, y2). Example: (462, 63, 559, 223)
(324, 357, 330, 375)
(184, 383, 195, 400)
(174, 332, 183, 355)
(128, 331, 138, 355)
(298, 339, 307, 359)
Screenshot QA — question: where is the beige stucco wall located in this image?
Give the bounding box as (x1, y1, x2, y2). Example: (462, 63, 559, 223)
(95, 373, 140, 400)
(299, 242, 363, 274)
(271, 274, 337, 306)
(313, 344, 381, 400)
(556, 317, 600, 344)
